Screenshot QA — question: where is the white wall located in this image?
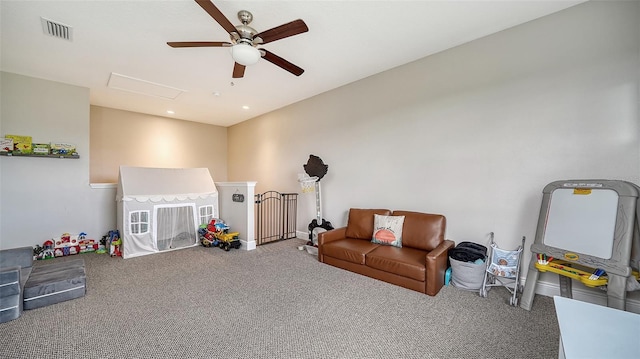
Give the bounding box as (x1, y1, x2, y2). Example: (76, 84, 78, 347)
(216, 182, 257, 250)
(0, 72, 115, 249)
(227, 0, 640, 269)
(1, 1, 638, 263)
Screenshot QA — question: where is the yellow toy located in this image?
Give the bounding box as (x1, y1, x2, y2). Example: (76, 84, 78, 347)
(214, 231, 241, 251)
(535, 258, 607, 288)
(535, 256, 640, 288)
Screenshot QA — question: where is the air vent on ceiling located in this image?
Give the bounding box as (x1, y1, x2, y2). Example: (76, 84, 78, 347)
(41, 17, 73, 41)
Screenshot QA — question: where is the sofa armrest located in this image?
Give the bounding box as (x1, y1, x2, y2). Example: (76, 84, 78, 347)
(318, 227, 346, 245)
(317, 227, 347, 262)
(425, 239, 455, 296)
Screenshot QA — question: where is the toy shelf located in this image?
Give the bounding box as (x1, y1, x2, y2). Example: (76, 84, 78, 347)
(0, 152, 79, 159)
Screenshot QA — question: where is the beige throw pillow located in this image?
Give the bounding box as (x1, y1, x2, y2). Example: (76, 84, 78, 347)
(372, 214, 405, 248)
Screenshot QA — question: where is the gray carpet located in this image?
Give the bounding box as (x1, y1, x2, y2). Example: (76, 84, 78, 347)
(0, 239, 559, 358)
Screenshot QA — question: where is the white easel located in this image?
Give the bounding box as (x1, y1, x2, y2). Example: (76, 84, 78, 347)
(520, 180, 640, 311)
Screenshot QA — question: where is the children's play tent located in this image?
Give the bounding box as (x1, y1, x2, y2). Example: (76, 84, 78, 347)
(116, 166, 218, 259)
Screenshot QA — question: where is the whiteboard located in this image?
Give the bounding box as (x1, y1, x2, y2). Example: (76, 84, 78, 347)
(543, 188, 618, 259)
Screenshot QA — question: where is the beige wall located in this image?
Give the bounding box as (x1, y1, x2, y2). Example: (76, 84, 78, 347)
(90, 106, 228, 183)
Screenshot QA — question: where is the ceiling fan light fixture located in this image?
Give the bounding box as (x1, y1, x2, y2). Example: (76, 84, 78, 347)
(169, 2, 307, 78)
(231, 44, 260, 66)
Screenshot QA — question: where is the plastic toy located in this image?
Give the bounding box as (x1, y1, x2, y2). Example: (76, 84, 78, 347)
(79, 238, 98, 253)
(199, 218, 240, 251)
(49, 233, 83, 258)
(535, 259, 609, 288)
(56, 233, 71, 247)
(110, 239, 122, 257)
(34, 233, 99, 260)
(41, 248, 55, 260)
(200, 237, 216, 247)
(96, 235, 108, 254)
(32, 245, 46, 260)
(215, 231, 241, 251)
(35, 240, 55, 260)
(200, 219, 222, 246)
(107, 230, 122, 257)
(521, 180, 640, 312)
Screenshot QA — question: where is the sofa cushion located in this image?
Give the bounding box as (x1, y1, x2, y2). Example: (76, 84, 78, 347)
(30, 258, 85, 274)
(0, 247, 34, 323)
(23, 258, 86, 310)
(392, 211, 445, 251)
(345, 208, 391, 240)
(366, 245, 427, 281)
(372, 214, 404, 248)
(0, 267, 20, 298)
(321, 238, 380, 265)
(0, 293, 21, 323)
(0, 247, 33, 270)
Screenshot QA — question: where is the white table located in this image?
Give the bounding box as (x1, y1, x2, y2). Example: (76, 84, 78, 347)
(554, 296, 640, 359)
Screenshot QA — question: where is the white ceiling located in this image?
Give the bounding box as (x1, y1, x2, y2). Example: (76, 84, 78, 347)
(1, 0, 585, 127)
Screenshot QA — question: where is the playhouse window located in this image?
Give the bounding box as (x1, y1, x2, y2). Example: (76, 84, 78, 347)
(199, 205, 214, 224)
(130, 210, 149, 234)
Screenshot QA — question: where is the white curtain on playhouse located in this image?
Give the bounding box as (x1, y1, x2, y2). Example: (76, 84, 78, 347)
(155, 205, 198, 250)
(116, 166, 219, 259)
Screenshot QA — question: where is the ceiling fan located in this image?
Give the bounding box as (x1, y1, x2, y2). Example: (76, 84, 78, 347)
(167, 0, 309, 79)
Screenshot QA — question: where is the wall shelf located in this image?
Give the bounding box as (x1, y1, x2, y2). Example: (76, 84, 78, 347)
(0, 152, 79, 159)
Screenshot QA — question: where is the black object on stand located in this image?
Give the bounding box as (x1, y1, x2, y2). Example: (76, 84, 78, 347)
(303, 155, 334, 243)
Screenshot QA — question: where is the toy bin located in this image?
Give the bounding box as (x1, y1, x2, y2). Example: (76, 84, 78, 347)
(450, 258, 487, 290)
(449, 241, 488, 291)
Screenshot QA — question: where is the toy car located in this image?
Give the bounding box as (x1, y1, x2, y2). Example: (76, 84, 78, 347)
(215, 232, 241, 251)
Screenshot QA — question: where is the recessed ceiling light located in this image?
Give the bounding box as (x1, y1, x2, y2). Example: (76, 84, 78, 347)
(242, 105, 250, 110)
(212, 91, 220, 97)
(167, 110, 175, 115)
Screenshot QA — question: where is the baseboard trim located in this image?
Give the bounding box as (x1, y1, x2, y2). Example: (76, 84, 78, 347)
(296, 229, 640, 313)
(527, 279, 640, 314)
(240, 239, 256, 251)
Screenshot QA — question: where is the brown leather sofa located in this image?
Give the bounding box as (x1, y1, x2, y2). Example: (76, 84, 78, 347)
(318, 208, 455, 296)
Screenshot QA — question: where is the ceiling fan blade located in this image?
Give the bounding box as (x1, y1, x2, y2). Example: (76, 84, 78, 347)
(254, 19, 308, 44)
(233, 63, 246, 78)
(167, 41, 231, 48)
(195, 0, 237, 35)
(261, 50, 304, 76)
